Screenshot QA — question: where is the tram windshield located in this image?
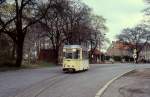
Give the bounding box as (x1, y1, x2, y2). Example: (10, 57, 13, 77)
(64, 49, 80, 59)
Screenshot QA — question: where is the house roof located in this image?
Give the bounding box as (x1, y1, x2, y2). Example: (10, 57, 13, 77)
(90, 49, 103, 55)
(63, 45, 88, 51)
(113, 41, 135, 50)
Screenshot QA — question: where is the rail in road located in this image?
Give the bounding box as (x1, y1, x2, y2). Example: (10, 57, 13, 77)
(14, 74, 69, 97)
(0, 64, 149, 97)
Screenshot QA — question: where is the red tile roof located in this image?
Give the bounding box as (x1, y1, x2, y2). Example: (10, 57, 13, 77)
(90, 49, 103, 55)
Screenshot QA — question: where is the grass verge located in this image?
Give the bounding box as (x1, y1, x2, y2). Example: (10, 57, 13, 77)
(0, 61, 57, 72)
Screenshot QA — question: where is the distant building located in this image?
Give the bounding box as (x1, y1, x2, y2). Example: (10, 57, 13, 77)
(107, 41, 134, 57)
(140, 43, 150, 62)
(106, 41, 150, 63)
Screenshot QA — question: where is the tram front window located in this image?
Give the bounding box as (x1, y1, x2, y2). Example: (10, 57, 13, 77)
(64, 50, 80, 59)
(65, 52, 73, 59)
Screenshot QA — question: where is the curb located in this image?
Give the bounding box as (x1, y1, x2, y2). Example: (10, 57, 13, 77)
(95, 69, 135, 97)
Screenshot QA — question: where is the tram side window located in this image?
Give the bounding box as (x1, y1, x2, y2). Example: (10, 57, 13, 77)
(74, 50, 80, 59)
(82, 51, 88, 59)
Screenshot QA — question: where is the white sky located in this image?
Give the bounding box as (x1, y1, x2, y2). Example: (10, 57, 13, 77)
(82, 0, 147, 42)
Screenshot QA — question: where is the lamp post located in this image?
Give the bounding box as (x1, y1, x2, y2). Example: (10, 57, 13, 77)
(133, 49, 137, 63)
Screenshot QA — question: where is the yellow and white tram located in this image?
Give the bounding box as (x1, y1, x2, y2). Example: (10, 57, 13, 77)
(62, 45, 89, 72)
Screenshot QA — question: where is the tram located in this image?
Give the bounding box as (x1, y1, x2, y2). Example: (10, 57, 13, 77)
(62, 45, 89, 72)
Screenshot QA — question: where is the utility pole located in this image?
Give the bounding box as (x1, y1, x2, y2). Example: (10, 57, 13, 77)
(133, 49, 137, 63)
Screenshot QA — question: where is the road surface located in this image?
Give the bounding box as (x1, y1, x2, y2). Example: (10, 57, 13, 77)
(0, 64, 150, 97)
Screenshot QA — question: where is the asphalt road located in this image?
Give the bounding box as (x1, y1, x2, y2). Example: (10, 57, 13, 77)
(0, 64, 150, 97)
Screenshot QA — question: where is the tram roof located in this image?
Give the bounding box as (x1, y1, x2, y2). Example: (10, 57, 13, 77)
(64, 45, 88, 50)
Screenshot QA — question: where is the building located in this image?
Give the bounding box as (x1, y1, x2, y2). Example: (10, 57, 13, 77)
(107, 41, 133, 57)
(140, 43, 150, 62)
(106, 41, 134, 62)
(106, 41, 150, 63)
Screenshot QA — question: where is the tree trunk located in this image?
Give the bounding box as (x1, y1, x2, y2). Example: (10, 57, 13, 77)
(12, 42, 16, 59)
(54, 49, 59, 64)
(58, 44, 64, 65)
(15, 37, 24, 67)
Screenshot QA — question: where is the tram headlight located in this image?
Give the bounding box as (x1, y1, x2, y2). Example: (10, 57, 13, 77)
(72, 49, 76, 52)
(63, 49, 66, 52)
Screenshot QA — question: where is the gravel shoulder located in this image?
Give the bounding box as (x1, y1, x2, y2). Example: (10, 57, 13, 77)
(102, 68, 150, 97)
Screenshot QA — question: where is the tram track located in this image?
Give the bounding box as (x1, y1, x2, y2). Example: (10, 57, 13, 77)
(3, 64, 148, 97)
(14, 73, 70, 97)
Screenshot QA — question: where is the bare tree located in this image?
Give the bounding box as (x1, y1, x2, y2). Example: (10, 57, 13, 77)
(38, 0, 108, 64)
(89, 15, 108, 60)
(118, 25, 150, 63)
(39, 0, 93, 64)
(0, 0, 50, 67)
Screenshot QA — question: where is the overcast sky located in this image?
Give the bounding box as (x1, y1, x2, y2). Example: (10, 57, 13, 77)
(82, 0, 147, 42)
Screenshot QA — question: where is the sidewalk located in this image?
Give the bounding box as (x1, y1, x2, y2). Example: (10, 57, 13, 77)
(102, 68, 150, 97)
